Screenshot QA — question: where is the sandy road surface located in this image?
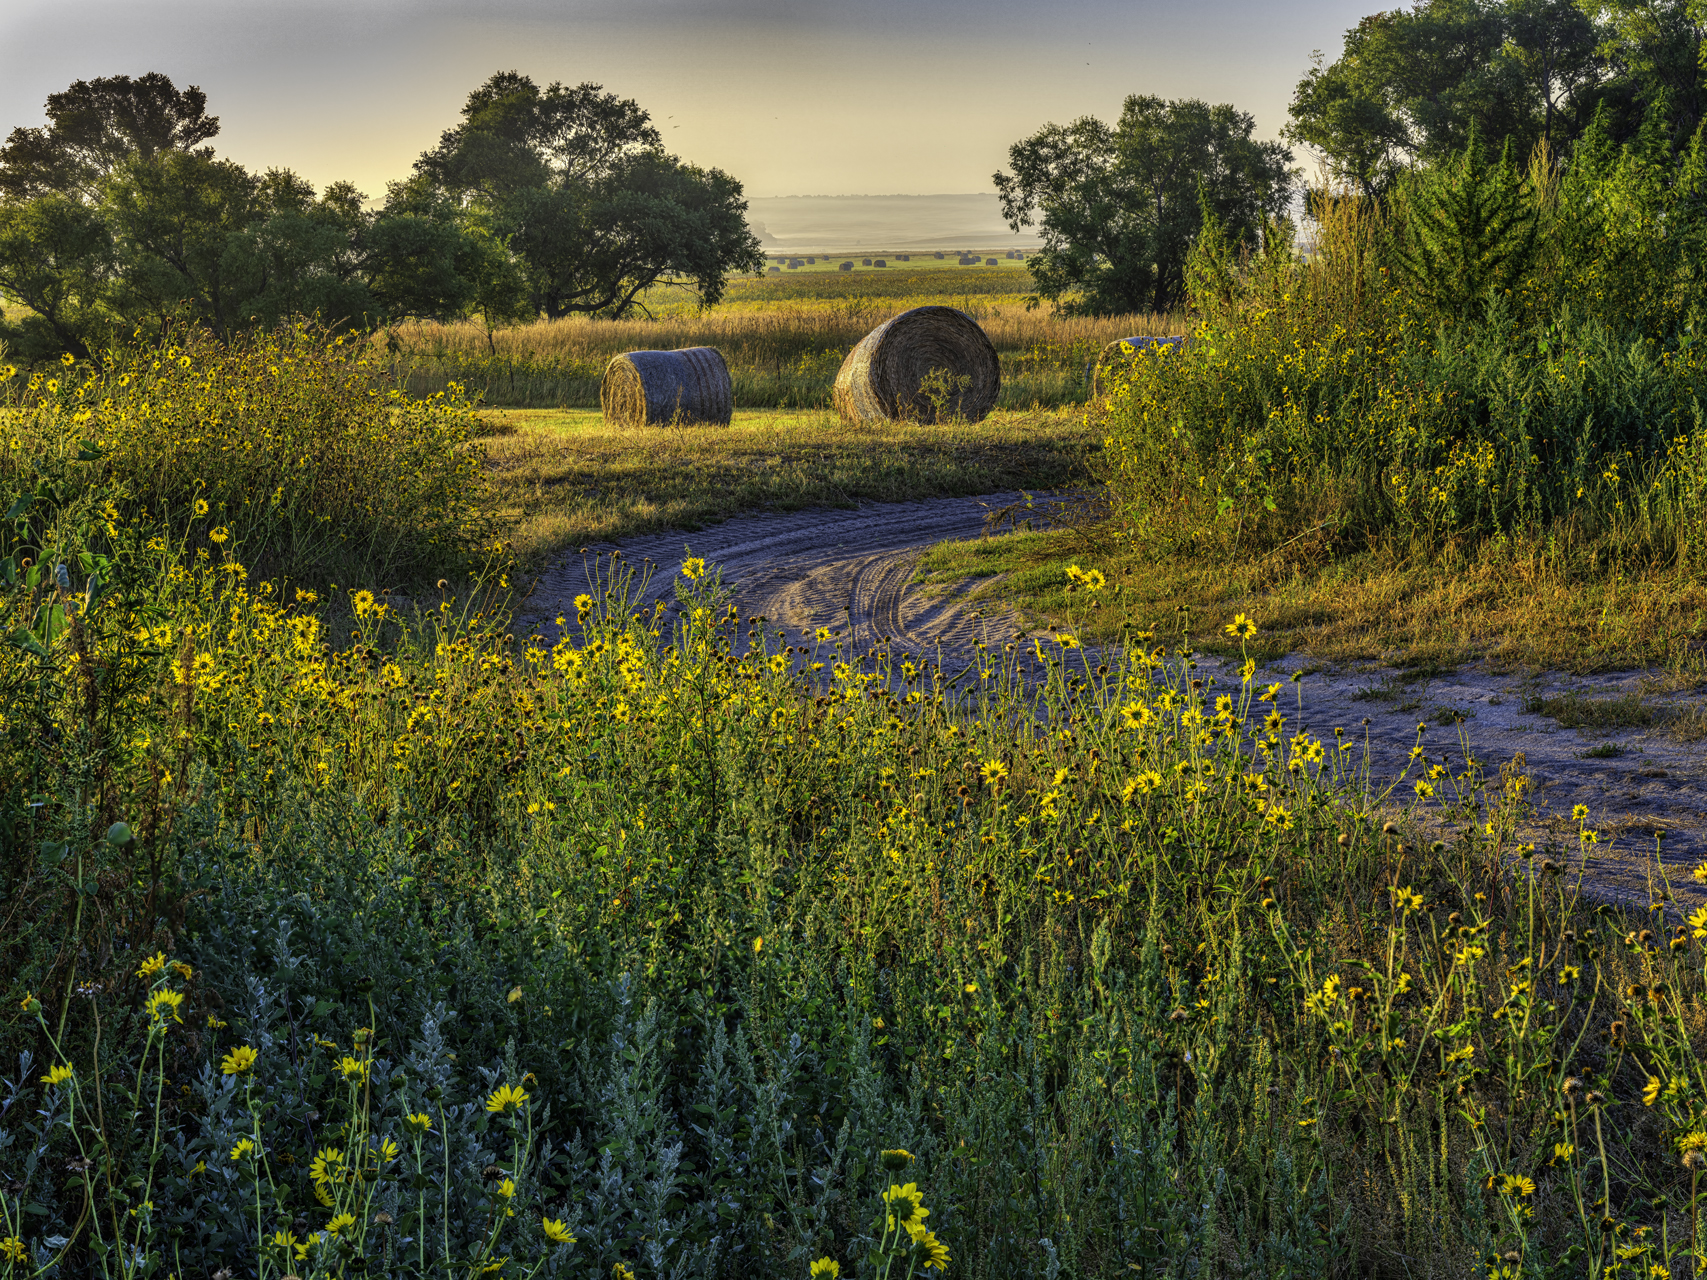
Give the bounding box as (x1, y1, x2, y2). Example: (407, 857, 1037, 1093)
(524, 493, 1707, 914)
(525, 492, 1033, 671)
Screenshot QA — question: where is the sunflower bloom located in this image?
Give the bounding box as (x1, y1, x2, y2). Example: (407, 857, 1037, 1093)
(543, 1217, 576, 1244)
(221, 1045, 258, 1076)
(486, 1083, 530, 1114)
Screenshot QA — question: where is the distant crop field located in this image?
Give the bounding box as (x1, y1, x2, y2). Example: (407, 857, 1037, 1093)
(726, 263, 1034, 304)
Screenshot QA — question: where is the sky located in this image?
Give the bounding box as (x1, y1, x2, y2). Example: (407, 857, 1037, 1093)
(0, 0, 1376, 201)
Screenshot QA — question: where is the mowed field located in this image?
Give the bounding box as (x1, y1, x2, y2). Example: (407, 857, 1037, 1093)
(482, 404, 1096, 557)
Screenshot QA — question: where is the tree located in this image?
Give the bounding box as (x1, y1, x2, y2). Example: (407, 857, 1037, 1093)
(1583, 0, 1707, 137)
(995, 96, 1295, 315)
(1283, 0, 1703, 197)
(0, 195, 113, 359)
(411, 72, 765, 318)
(0, 73, 219, 202)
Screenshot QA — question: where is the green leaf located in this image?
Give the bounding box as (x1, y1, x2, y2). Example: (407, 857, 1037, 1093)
(6, 627, 48, 659)
(75, 440, 105, 461)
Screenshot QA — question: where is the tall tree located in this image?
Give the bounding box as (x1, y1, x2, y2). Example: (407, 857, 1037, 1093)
(1581, 0, 1707, 136)
(995, 96, 1295, 315)
(1285, 0, 1706, 196)
(0, 73, 219, 202)
(410, 72, 764, 318)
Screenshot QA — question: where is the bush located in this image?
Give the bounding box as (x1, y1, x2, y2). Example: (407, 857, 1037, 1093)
(1097, 115, 1707, 564)
(0, 321, 494, 584)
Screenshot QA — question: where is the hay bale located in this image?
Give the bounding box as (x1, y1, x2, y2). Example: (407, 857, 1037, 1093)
(862, 257, 872, 266)
(601, 348, 733, 427)
(934, 252, 945, 260)
(832, 306, 1000, 425)
(1085, 336, 1185, 396)
(839, 261, 853, 271)
(874, 259, 887, 267)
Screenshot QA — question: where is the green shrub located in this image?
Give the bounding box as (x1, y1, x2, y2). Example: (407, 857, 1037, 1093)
(1098, 114, 1707, 564)
(1, 321, 495, 584)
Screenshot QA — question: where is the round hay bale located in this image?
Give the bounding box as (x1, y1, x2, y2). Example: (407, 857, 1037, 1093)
(600, 348, 733, 427)
(832, 305, 1000, 425)
(1085, 336, 1185, 396)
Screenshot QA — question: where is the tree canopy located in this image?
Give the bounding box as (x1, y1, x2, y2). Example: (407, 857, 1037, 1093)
(0, 70, 766, 361)
(0, 73, 220, 203)
(995, 96, 1295, 316)
(402, 71, 764, 319)
(1285, 0, 1703, 197)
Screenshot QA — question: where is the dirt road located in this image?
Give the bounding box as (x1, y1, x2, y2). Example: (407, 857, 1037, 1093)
(525, 493, 1707, 913)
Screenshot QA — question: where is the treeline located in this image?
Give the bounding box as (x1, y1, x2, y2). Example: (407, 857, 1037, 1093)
(0, 72, 764, 363)
(1000, 0, 1707, 318)
(1288, 0, 1707, 197)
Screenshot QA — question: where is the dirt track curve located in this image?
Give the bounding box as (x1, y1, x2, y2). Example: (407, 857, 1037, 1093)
(525, 492, 1032, 675)
(524, 493, 1707, 916)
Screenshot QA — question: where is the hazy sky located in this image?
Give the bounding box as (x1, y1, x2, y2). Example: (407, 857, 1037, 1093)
(0, 0, 1374, 200)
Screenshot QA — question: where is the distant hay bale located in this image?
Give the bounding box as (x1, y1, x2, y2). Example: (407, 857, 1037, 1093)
(768, 265, 781, 273)
(839, 261, 853, 271)
(601, 348, 733, 427)
(934, 252, 945, 260)
(1085, 336, 1186, 396)
(862, 258, 872, 266)
(833, 306, 1000, 425)
(985, 257, 998, 266)
(874, 259, 887, 267)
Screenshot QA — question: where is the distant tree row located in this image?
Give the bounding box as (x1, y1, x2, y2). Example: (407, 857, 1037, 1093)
(0, 72, 763, 362)
(999, 0, 1707, 316)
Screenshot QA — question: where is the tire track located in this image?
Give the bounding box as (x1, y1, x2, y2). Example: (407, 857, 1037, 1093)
(523, 492, 1707, 916)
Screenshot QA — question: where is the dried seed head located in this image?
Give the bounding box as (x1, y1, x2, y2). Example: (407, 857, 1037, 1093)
(1562, 1077, 1584, 1097)
(1586, 1091, 1605, 1106)
(1382, 821, 1399, 836)
(1686, 1150, 1707, 1171)
(1337, 833, 1350, 847)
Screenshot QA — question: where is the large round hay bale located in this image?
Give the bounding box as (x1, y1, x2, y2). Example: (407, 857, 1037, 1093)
(600, 348, 733, 427)
(1086, 336, 1185, 396)
(832, 305, 1000, 424)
